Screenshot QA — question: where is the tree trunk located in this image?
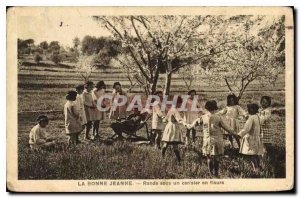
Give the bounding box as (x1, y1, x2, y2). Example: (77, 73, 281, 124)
(163, 73, 172, 95)
(144, 86, 150, 96)
(151, 68, 160, 94)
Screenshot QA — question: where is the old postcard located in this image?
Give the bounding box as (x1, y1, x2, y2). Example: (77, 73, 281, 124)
(7, 6, 294, 192)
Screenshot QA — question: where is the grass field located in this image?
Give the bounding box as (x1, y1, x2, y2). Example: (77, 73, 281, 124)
(18, 111, 285, 179)
(17, 61, 286, 179)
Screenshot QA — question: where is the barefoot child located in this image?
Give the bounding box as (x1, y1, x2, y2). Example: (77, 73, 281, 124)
(189, 100, 234, 177)
(218, 94, 247, 149)
(64, 90, 83, 145)
(238, 103, 264, 171)
(29, 115, 56, 150)
(161, 98, 186, 162)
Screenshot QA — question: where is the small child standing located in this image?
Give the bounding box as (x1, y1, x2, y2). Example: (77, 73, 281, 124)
(258, 96, 272, 152)
(109, 82, 128, 120)
(82, 81, 96, 140)
(238, 103, 264, 171)
(218, 94, 247, 149)
(64, 90, 83, 145)
(189, 100, 234, 177)
(75, 84, 87, 142)
(92, 81, 107, 139)
(161, 98, 186, 162)
(151, 91, 165, 149)
(183, 89, 204, 148)
(29, 115, 55, 150)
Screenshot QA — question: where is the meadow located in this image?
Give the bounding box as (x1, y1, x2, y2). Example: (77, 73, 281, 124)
(17, 61, 286, 179)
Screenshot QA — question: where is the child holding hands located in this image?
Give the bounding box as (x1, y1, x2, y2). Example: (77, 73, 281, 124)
(189, 100, 234, 177)
(218, 94, 247, 149)
(238, 103, 264, 171)
(161, 98, 186, 162)
(183, 89, 204, 148)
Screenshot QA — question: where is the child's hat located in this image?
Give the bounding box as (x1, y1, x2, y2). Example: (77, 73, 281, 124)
(36, 115, 49, 122)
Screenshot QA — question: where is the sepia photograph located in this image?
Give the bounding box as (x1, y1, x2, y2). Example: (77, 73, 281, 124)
(6, 6, 294, 192)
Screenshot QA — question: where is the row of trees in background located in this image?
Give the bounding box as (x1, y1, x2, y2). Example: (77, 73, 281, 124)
(17, 35, 121, 67)
(18, 39, 66, 64)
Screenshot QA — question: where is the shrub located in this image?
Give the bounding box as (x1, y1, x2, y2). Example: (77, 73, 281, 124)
(34, 53, 43, 64)
(50, 52, 62, 65)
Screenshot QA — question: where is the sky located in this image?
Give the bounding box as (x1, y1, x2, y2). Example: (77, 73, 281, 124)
(17, 14, 280, 48)
(17, 15, 111, 47)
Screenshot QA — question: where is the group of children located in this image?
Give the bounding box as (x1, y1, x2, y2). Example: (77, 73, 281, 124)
(29, 81, 273, 177)
(62, 81, 106, 144)
(146, 91, 272, 177)
(29, 81, 129, 147)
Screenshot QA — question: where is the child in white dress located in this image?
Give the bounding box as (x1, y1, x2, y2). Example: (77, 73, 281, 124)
(82, 81, 96, 140)
(75, 84, 87, 142)
(189, 100, 234, 177)
(238, 103, 264, 171)
(151, 91, 165, 149)
(29, 115, 55, 149)
(92, 81, 107, 139)
(162, 98, 186, 162)
(218, 94, 247, 149)
(64, 90, 83, 145)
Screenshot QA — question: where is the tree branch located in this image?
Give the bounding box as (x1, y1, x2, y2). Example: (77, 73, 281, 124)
(174, 17, 187, 36)
(131, 17, 150, 66)
(225, 77, 234, 93)
(102, 18, 124, 39)
(127, 49, 151, 83)
(139, 16, 155, 40)
(131, 17, 148, 54)
(100, 17, 150, 82)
